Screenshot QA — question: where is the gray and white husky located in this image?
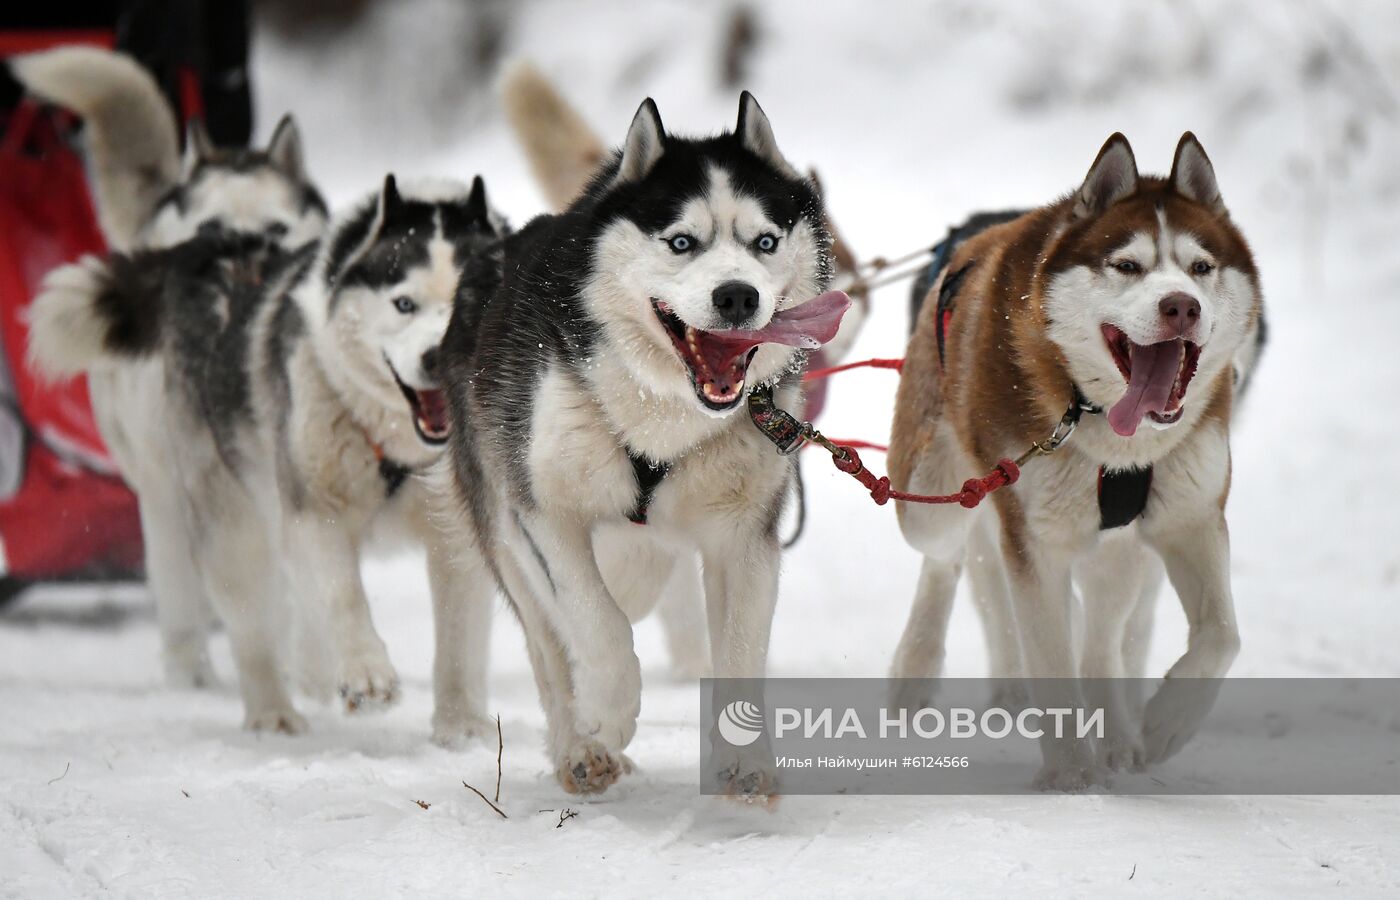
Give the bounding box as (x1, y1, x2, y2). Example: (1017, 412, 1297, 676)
(29, 175, 504, 740)
(14, 46, 328, 688)
(438, 93, 849, 797)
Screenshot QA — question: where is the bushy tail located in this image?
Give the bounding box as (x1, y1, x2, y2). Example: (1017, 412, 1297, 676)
(10, 47, 180, 249)
(27, 254, 164, 380)
(499, 60, 608, 212)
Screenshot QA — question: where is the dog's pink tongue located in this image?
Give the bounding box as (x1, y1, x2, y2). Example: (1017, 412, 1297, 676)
(1107, 340, 1183, 437)
(712, 290, 852, 350)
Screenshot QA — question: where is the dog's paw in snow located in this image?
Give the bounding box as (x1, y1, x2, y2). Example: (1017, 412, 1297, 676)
(1142, 678, 1219, 763)
(1098, 730, 1146, 772)
(556, 738, 632, 795)
(430, 710, 496, 750)
(1033, 761, 1109, 792)
(244, 705, 308, 735)
(716, 754, 779, 807)
(337, 649, 400, 713)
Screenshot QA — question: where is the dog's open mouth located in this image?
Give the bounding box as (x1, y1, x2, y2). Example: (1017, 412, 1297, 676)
(386, 360, 450, 445)
(650, 291, 852, 412)
(1101, 324, 1201, 437)
(652, 301, 758, 410)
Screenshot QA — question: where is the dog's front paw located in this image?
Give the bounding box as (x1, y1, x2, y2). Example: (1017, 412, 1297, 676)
(431, 710, 496, 750)
(1033, 761, 1108, 792)
(244, 704, 308, 735)
(715, 751, 779, 807)
(1142, 678, 1218, 763)
(556, 738, 632, 795)
(1098, 731, 1146, 772)
(338, 648, 400, 713)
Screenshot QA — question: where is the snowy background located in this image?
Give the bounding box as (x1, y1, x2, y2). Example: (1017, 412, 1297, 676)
(4, 0, 1400, 895)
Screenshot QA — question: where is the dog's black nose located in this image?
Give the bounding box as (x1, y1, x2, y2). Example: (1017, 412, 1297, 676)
(420, 347, 440, 380)
(1159, 292, 1201, 335)
(711, 281, 760, 326)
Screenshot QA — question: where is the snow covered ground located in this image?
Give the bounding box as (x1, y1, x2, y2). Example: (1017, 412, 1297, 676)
(4, 1, 1400, 895)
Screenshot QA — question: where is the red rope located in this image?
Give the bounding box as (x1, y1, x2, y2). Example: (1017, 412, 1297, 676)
(803, 357, 904, 382)
(828, 445, 1020, 509)
(798, 353, 1019, 508)
(809, 438, 888, 453)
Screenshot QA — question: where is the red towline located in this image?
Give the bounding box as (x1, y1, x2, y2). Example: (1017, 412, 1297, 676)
(794, 356, 1023, 509)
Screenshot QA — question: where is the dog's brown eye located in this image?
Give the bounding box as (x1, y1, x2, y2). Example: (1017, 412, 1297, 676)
(1112, 259, 1141, 275)
(393, 296, 418, 314)
(1192, 260, 1215, 276)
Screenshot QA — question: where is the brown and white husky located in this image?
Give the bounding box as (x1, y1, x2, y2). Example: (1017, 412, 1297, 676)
(887, 133, 1264, 789)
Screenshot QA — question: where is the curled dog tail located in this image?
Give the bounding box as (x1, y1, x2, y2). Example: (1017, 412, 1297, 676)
(10, 46, 181, 249)
(499, 60, 608, 212)
(27, 254, 164, 380)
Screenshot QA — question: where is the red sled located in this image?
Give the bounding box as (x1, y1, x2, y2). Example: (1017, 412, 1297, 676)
(0, 94, 144, 602)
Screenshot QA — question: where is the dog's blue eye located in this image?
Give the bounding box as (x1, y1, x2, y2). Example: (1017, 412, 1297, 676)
(1113, 260, 1141, 274)
(393, 296, 418, 314)
(666, 234, 695, 253)
(755, 233, 779, 254)
(1192, 260, 1215, 276)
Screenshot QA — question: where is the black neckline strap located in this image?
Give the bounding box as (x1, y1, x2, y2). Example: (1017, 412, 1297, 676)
(625, 449, 670, 525)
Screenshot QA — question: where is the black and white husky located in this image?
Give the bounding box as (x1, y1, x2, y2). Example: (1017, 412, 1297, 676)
(439, 93, 848, 796)
(29, 175, 505, 739)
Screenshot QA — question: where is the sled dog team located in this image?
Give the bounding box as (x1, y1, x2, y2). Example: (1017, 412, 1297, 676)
(16, 49, 1263, 795)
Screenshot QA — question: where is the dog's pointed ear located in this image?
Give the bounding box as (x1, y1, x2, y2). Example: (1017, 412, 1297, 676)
(1074, 133, 1139, 219)
(614, 98, 665, 186)
(377, 173, 405, 226)
(1170, 132, 1224, 213)
(182, 118, 215, 175)
(265, 113, 305, 181)
(737, 91, 798, 178)
(465, 175, 491, 225)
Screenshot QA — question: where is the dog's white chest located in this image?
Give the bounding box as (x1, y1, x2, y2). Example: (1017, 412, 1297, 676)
(525, 366, 789, 531)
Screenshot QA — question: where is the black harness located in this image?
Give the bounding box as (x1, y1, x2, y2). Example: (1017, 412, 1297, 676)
(625, 449, 671, 525)
(933, 261, 1152, 531)
(378, 457, 412, 498)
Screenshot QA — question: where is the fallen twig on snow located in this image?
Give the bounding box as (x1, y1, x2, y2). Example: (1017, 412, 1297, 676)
(463, 781, 507, 819)
(46, 762, 70, 785)
(413, 800, 431, 810)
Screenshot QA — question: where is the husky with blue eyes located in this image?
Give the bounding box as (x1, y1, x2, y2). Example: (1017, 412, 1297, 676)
(439, 93, 849, 799)
(29, 175, 505, 740)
